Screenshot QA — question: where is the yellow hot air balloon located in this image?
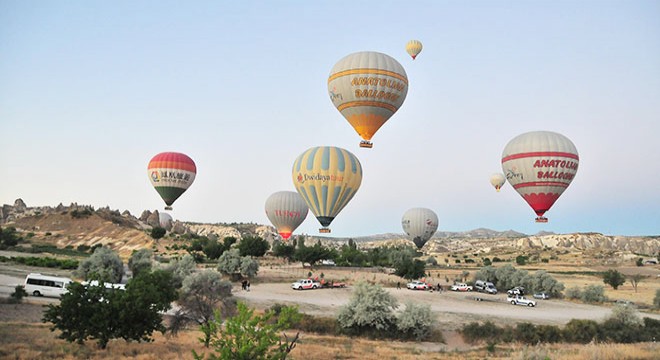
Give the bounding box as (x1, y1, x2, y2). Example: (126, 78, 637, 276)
(406, 40, 423, 60)
(490, 173, 506, 192)
(292, 146, 363, 233)
(328, 51, 408, 148)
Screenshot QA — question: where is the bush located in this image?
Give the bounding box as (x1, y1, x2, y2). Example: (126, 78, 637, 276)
(514, 322, 539, 345)
(396, 301, 435, 341)
(150, 227, 166, 240)
(562, 319, 599, 343)
(425, 257, 438, 266)
(515, 255, 528, 265)
(461, 321, 502, 344)
(295, 314, 338, 335)
(565, 286, 582, 300)
(337, 282, 397, 338)
(581, 285, 607, 303)
(9, 285, 28, 304)
(76, 247, 124, 283)
(536, 324, 562, 343)
(654, 289, 660, 310)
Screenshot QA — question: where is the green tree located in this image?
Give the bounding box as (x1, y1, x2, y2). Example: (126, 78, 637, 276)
(202, 238, 225, 260)
(629, 274, 645, 293)
(172, 271, 235, 347)
(238, 236, 270, 257)
(150, 226, 166, 240)
(9, 285, 28, 304)
(396, 301, 435, 341)
(562, 319, 599, 343)
(76, 247, 124, 283)
(128, 249, 153, 277)
(272, 241, 296, 263)
(654, 289, 660, 309)
(581, 285, 607, 303)
(515, 255, 528, 265)
(193, 302, 300, 360)
(337, 282, 397, 337)
(603, 269, 626, 290)
(527, 270, 564, 297)
(635, 257, 644, 267)
(295, 241, 332, 268)
(0, 226, 22, 248)
(42, 271, 176, 349)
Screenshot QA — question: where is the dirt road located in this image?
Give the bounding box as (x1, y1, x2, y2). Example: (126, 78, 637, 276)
(234, 283, 660, 330)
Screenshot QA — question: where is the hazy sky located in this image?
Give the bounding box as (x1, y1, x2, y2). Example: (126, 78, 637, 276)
(2, 1, 659, 237)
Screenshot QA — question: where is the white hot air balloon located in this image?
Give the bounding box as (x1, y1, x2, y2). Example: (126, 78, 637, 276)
(158, 212, 173, 229)
(264, 191, 309, 241)
(501, 131, 579, 223)
(490, 173, 506, 192)
(401, 208, 439, 249)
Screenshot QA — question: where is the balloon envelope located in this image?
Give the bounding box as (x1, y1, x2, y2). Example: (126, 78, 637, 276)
(490, 173, 506, 192)
(158, 212, 173, 229)
(501, 131, 579, 222)
(402, 208, 439, 249)
(148, 152, 196, 210)
(328, 51, 408, 148)
(265, 191, 309, 240)
(405, 40, 423, 59)
(292, 146, 362, 233)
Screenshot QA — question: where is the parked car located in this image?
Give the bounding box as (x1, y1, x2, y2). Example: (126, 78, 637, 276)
(474, 280, 498, 294)
(450, 283, 473, 292)
(291, 279, 321, 290)
(507, 286, 525, 296)
(507, 295, 536, 307)
(407, 281, 429, 290)
(533, 292, 550, 300)
(320, 259, 336, 266)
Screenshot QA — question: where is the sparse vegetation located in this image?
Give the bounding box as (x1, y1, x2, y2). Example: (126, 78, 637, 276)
(0, 255, 79, 269)
(76, 247, 124, 283)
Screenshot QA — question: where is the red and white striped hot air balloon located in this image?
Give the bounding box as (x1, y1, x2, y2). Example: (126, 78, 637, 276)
(501, 131, 579, 223)
(148, 152, 196, 210)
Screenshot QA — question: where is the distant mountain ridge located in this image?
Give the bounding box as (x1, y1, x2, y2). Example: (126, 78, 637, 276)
(1, 199, 658, 257)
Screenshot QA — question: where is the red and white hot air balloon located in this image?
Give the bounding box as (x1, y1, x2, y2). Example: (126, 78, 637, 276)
(490, 173, 506, 192)
(147, 152, 197, 210)
(501, 131, 579, 223)
(264, 191, 309, 241)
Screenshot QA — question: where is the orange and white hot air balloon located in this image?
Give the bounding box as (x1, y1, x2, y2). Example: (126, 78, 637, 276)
(405, 40, 423, 60)
(147, 152, 196, 210)
(501, 131, 579, 223)
(328, 51, 408, 148)
(490, 173, 506, 192)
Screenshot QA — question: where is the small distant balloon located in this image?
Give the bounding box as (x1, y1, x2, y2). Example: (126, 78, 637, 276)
(401, 208, 438, 249)
(328, 51, 408, 148)
(490, 173, 506, 192)
(265, 191, 309, 241)
(501, 131, 579, 223)
(147, 152, 196, 210)
(158, 212, 173, 229)
(405, 40, 423, 60)
(292, 146, 362, 233)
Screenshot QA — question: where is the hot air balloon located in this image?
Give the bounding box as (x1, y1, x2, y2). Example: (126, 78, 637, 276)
(401, 208, 439, 249)
(148, 152, 196, 210)
(265, 191, 309, 241)
(292, 146, 362, 233)
(501, 131, 579, 223)
(405, 40, 423, 60)
(490, 173, 506, 192)
(158, 211, 173, 229)
(328, 51, 408, 148)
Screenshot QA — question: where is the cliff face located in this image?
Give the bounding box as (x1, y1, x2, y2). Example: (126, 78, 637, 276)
(2, 199, 658, 258)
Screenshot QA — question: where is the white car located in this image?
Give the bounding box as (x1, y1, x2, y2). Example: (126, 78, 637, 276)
(507, 295, 537, 307)
(450, 283, 473, 292)
(291, 279, 321, 290)
(406, 281, 429, 290)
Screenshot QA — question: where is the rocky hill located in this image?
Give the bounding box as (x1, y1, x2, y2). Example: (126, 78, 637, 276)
(1, 199, 658, 259)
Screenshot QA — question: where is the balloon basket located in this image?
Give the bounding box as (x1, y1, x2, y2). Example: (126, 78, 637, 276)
(164, 206, 173, 211)
(535, 217, 548, 223)
(359, 141, 373, 148)
(319, 228, 331, 233)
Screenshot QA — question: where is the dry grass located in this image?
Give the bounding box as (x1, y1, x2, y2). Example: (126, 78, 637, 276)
(2, 321, 660, 360)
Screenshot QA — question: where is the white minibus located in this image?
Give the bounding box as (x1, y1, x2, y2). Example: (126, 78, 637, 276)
(24, 273, 73, 297)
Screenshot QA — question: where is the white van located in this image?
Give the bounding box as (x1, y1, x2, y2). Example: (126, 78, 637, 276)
(474, 280, 498, 294)
(24, 273, 73, 298)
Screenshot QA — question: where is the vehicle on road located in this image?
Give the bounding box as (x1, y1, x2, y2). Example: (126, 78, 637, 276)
(320, 259, 336, 266)
(474, 280, 498, 294)
(533, 292, 550, 300)
(507, 286, 525, 296)
(291, 279, 321, 290)
(24, 273, 73, 298)
(406, 281, 429, 290)
(451, 283, 473, 292)
(507, 295, 536, 307)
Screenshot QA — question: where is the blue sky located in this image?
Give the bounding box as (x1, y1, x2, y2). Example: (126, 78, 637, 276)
(1, 1, 659, 237)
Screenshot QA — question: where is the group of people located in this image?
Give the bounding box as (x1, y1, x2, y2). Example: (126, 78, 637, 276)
(241, 279, 251, 291)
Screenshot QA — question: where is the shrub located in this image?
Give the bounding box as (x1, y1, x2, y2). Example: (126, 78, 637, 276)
(295, 314, 338, 335)
(581, 285, 607, 303)
(492, 257, 503, 262)
(461, 321, 501, 344)
(653, 289, 660, 310)
(337, 282, 397, 338)
(562, 319, 599, 343)
(425, 257, 438, 266)
(482, 258, 492, 266)
(9, 285, 28, 304)
(76, 247, 124, 283)
(396, 301, 435, 341)
(642, 317, 660, 342)
(514, 322, 539, 344)
(150, 227, 166, 240)
(515, 255, 528, 265)
(536, 324, 562, 343)
(565, 286, 582, 300)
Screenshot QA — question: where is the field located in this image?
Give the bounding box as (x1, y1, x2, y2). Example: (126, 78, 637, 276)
(1, 252, 659, 359)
